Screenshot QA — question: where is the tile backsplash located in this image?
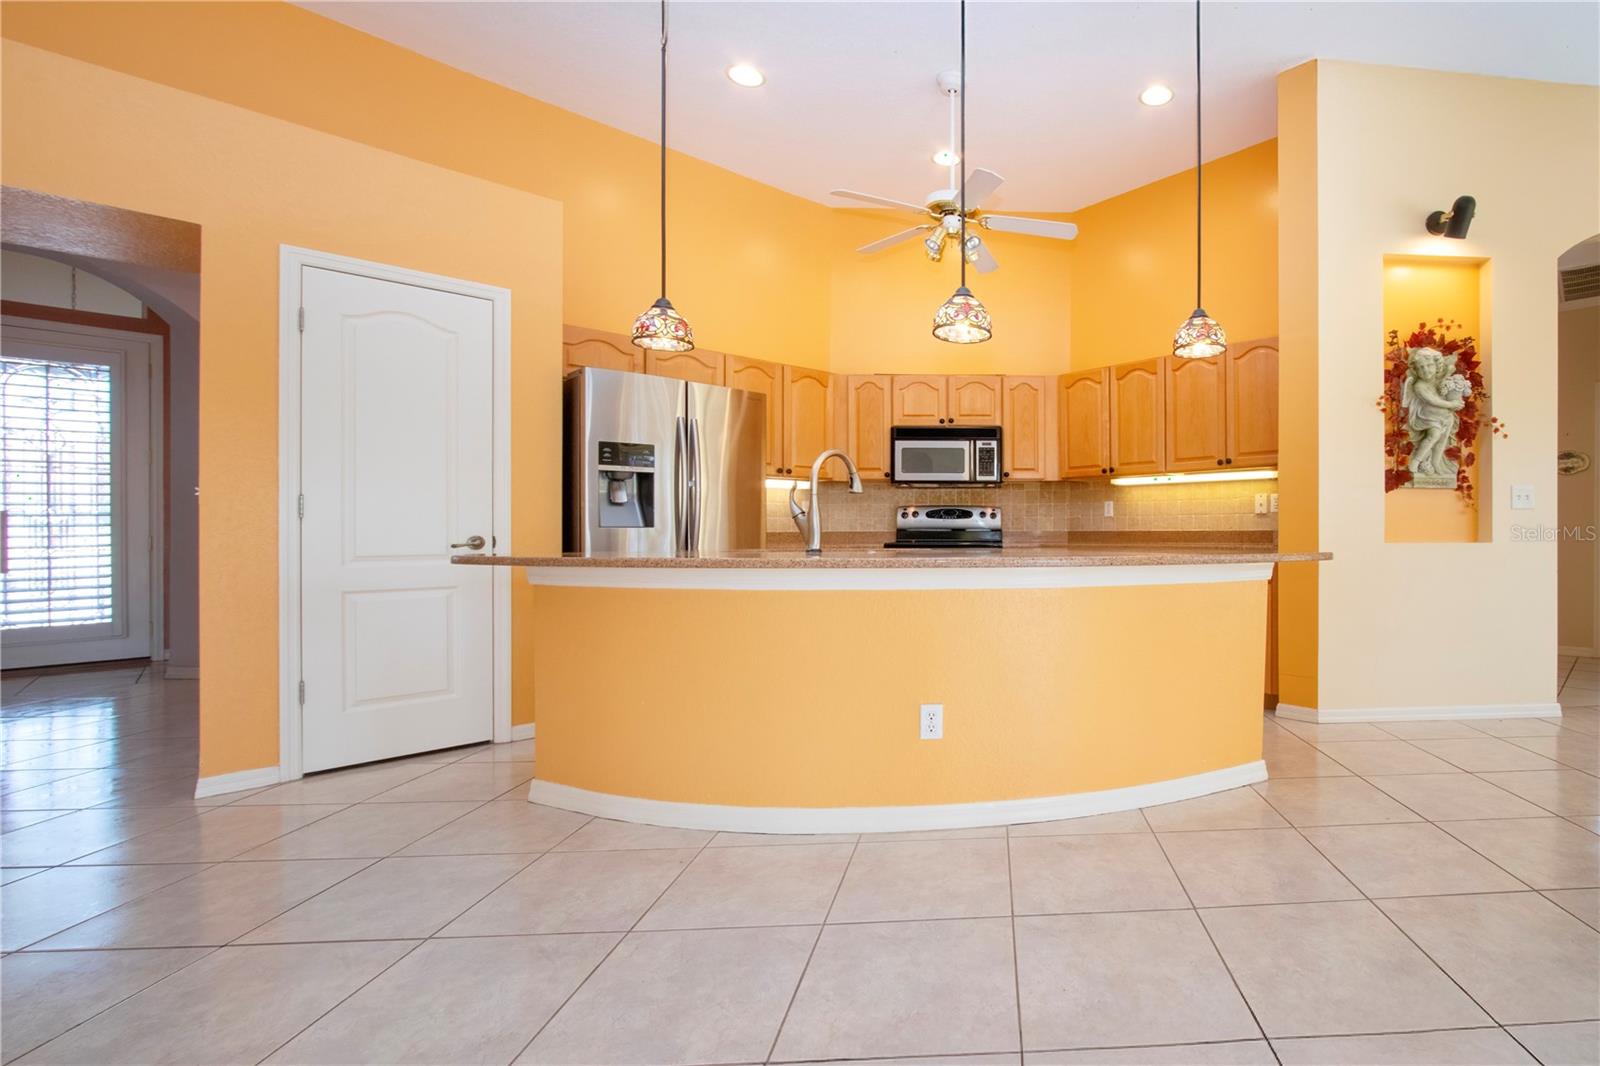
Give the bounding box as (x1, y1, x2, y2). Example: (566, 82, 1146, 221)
(764, 478, 1278, 536)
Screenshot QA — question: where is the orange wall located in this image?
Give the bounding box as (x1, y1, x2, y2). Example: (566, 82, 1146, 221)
(0, 0, 836, 368)
(1, 39, 565, 775)
(1070, 140, 1279, 369)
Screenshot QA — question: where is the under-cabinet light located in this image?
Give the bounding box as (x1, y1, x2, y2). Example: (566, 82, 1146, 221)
(1109, 469, 1278, 486)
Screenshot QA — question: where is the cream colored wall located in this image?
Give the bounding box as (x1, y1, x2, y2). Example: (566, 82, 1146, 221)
(1282, 60, 1599, 713)
(1558, 303, 1600, 654)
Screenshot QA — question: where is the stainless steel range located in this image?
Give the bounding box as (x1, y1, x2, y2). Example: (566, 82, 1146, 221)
(884, 505, 1002, 549)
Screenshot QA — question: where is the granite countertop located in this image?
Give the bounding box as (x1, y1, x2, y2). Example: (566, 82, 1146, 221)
(453, 546, 1329, 570)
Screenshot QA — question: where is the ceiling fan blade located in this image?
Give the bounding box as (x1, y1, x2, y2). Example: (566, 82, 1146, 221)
(981, 215, 1079, 241)
(963, 168, 1005, 210)
(968, 237, 1000, 274)
(856, 226, 933, 255)
(830, 189, 931, 214)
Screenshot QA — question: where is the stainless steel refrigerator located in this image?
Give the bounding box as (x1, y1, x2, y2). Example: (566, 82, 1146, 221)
(564, 367, 767, 556)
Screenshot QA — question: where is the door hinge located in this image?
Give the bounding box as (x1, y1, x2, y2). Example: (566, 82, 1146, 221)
(297, 494, 305, 519)
(297, 307, 305, 333)
(298, 680, 305, 705)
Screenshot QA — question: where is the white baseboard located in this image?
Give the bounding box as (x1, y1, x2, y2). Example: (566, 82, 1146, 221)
(1276, 702, 1562, 723)
(526, 760, 1267, 835)
(1559, 646, 1595, 659)
(510, 723, 535, 742)
(194, 766, 281, 799)
(162, 665, 199, 680)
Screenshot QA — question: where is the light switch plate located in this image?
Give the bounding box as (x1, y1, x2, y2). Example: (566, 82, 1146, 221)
(1510, 484, 1535, 510)
(1269, 493, 1279, 513)
(1103, 501, 1114, 518)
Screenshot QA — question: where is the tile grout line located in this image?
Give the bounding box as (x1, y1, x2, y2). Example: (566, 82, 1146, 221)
(761, 835, 862, 1064)
(504, 824, 722, 1064)
(1004, 822, 1025, 1060)
(1144, 805, 1281, 1065)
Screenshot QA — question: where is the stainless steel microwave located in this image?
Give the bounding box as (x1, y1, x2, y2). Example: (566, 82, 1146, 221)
(890, 425, 1002, 484)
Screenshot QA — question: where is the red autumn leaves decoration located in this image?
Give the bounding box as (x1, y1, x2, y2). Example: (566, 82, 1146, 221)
(1378, 319, 1506, 499)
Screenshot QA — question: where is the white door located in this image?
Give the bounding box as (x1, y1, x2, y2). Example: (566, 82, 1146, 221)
(0, 321, 154, 668)
(298, 266, 495, 772)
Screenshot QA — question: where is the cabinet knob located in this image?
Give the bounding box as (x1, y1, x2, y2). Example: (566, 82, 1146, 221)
(1225, 458, 1234, 465)
(1003, 471, 1011, 478)
(884, 472, 892, 478)
(1100, 467, 1107, 474)
(1217, 459, 1224, 466)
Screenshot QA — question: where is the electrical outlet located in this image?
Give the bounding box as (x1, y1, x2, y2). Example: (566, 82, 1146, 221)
(1269, 493, 1279, 513)
(920, 703, 943, 740)
(1254, 493, 1268, 515)
(1103, 501, 1114, 517)
(1510, 484, 1535, 510)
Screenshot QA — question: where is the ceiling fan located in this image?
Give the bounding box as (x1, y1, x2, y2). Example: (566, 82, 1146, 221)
(831, 72, 1079, 274)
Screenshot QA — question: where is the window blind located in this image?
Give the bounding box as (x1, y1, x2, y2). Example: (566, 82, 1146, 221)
(0, 356, 115, 630)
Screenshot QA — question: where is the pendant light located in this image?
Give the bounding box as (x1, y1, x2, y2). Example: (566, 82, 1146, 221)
(932, 0, 992, 344)
(1173, 0, 1226, 359)
(632, 0, 695, 352)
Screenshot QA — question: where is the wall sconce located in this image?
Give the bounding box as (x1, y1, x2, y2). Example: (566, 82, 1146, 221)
(1425, 195, 1476, 239)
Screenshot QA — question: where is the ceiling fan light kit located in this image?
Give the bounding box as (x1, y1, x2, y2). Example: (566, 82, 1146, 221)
(632, 0, 696, 352)
(1173, 0, 1227, 359)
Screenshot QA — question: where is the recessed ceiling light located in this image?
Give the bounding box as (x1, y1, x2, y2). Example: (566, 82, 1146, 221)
(1140, 84, 1174, 107)
(932, 149, 960, 166)
(726, 64, 765, 88)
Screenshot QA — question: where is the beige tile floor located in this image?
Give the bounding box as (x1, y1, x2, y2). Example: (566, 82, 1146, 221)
(1, 661, 1597, 1065)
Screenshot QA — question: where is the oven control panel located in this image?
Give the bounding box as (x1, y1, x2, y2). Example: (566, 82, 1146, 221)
(895, 506, 1002, 531)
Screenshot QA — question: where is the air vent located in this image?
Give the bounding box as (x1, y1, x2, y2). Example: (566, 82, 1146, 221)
(1562, 264, 1600, 304)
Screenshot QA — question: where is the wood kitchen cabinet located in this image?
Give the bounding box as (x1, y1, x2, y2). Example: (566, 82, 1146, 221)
(645, 347, 724, 385)
(782, 366, 835, 479)
(947, 375, 1003, 424)
(1058, 368, 1111, 477)
(562, 326, 643, 375)
(725, 355, 784, 476)
(843, 375, 894, 481)
(1109, 359, 1164, 475)
(1163, 355, 1228, 472)
(1226, 339, 1279, 468)
(1001, 376, 1052, 480)
(891, 375, 946, 426)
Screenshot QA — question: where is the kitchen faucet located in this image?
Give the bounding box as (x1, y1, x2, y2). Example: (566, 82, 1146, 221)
(788, 450, 864, 553)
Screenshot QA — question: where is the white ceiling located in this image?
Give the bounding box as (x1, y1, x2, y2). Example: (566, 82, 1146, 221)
(301, 1, 1598, 212)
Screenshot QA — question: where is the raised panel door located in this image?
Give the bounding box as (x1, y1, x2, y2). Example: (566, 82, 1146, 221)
(846, 375, 893, 481)
(645, 347, 724, 385)
(1109, 359, 1164, 475)
(783, 365, 834, 479)
(1163, 355, 1228, 471)
(562, 325, 642, 375)
(725, 355, 783, 476)
(1058, 369, 1110, 477)
(891, 375, 946, 425)
(1227, 339, 1279, 468)
(947, 375, 1002, 425)
(1001, 376, 1049, 480)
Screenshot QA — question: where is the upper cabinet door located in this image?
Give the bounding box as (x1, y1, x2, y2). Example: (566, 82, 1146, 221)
(1227, 339, 1279, 468)
(1109, 359, 1164, 475)
(1058, 369, 1111, 477)
(947, 375, 1002, 425)
(1001, 376, 1051, 480)
(726, 355, 784, 476)
(845, 375, 894, 481)
(783, 365, 834, 479)
(891, 375, 947, 425)
(563, 326, 643, 375)
(646, 347, 724, 385)
(1163, 355, 1228, 472)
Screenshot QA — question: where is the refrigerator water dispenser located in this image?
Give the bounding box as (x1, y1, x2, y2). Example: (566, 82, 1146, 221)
(596, 441, 655, 528)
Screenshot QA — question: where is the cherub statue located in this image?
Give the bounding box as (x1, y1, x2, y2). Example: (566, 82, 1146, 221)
(1402, 347, 1470, 483)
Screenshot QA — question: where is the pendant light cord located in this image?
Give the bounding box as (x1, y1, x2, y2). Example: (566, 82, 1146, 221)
(1193, 0, 1202, 310)
(659, 0, 668, 301)
(958, 0, 968, 290)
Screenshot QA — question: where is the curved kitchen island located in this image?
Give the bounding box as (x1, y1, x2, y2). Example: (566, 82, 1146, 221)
(457, 547, 1327, 834)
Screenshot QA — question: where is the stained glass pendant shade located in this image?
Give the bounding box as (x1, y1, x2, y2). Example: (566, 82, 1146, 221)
(1174, 307, 1226, 359)
(631, 297, 694, 352)
(1173, 0, 1226, 359)
(932, 287, 993, 344)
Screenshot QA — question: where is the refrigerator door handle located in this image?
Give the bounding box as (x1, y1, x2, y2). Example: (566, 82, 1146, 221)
(687, 417, 702, 550)
(675, 415, 689, 553)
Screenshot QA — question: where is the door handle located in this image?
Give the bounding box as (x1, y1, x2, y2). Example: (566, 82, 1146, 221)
(451, 535, 486, 551)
